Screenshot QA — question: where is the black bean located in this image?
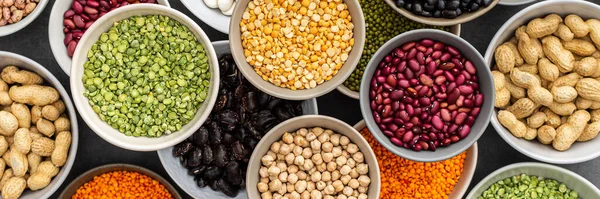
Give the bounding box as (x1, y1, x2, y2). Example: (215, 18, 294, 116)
(202, 145, 214, 165)
(204, 166, 224, 180)
(172, 141, 193, 157)
(436, 0, 445, 10)
(442, 10, 458, 18)
(421, 10, 432, 17)
(468, 2, 479, 12)
(213, 145, 229, 167)
(186, 148, 203, 168)
(243, 91, 259, 112)
(446, 0, 460, 10)
(225, 162, 243, 186)
(208, 122, 223, 146)
(189, 165, 207, 176)
(426, 0, 438, 4)
(208, 179, 220, 191)
(234, 127, 248, 140)
(482, 0, 492, 6)
(267, 98, 282, 110)
(423, 3, 435, 11)
(257, 91, 271, 107)
(192, 126, 209, 147)
(456, 8, 463, 16)
(433, 10, 442, 17)
(213, 93, 227, 112)
(222, 132, 236, 145)
(195, 175, 208, 188)
(231, 141, 246, 161)
(395, 0, 405, 8)
(216, 178, 239, 197)
(412, 3, 423, 14)
(244, 136, 259, 149)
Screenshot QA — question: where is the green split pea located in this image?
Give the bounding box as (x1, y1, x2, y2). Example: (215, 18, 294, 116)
(82, 15, 211, 137)
(479, 174, 580, 199)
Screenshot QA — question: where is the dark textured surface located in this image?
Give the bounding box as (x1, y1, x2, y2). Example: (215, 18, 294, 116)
(0, 0, 597, 199)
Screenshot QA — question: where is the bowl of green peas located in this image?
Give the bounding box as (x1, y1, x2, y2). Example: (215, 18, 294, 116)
(467, 162, 600, 199)
(338, 0, 461, 99)
(70, 4, 220, 151)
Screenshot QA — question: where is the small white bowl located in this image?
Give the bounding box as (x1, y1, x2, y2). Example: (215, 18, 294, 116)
(0, 0, 49, 36)
(181, 0, 229, 34)
(0, 51, 78, 199)
(466, 162, 600, 198)
(484, 0, 600, 164)
(70, 4, 219, 151)
(48, 0, 171, 76)
(157, 40, 319, 199)
(353, 120, 477, 199)
(498, 0, 537, 6)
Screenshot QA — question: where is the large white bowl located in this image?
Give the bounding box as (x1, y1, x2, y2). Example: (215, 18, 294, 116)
(0, 51, 78, 199)
(157, 40, 319, 199)
(0, 0, 49, 36)
(70, 4, 219, 151)
(353, 120, 477, 199)
(466, 162, 600, 198)
(48, 0, 171, 76)
(484, 0, 600, 164)
(181, 0, 229, 34)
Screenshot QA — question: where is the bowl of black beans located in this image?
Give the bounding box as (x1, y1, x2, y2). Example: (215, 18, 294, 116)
(387, 0, 500, 26)
(157, 41, 319, 198)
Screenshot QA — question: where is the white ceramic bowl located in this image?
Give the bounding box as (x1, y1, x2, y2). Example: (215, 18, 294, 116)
(70, 4, 219, 151)
(466, 162, 600, 198)
(157, 40, 319, 199)
(484, 0, 600, 164)
(246, 115, 381, 198)
(498, 0, 537, 6)
(0, 0, 49, 36)
(353, 120, 477, 198)
(0, 51, 78, 199)
(181, 0, 229, 34)
(384, 0, 500, 26)
(48, 0, 171, 76)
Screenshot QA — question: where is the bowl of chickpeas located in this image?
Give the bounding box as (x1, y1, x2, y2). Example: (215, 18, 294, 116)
(246, 115, 380, 199)
(229, 0, 366, 100)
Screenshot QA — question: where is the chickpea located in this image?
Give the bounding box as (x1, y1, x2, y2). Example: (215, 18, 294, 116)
(358, 186, 367, 193)
(301, 191, 310, 199)
(323, 184, 335, 195)
(310, 190, 322, 199)
(293, 146, 303, 156)
(288, 173, 299, 184)
(318, 132, 330, 143)
(311, 171, 322, 182)
(268, 151, 277, 158)
(260, 167, 269, 178)
(347, 158, 356, 168)
(297, 171, 307, 180)
(278, 183, 288, 195)
(277, 154, 286, 161)
(285, 153, 295, 164)
(322, 171, 331, 182)
(269, 165, 282, 177)
(271, 142, 282, 153)
(262, 191, 273, 199)
(342, 151, 350, 158)
(324, 195, 335, 199)
(352, 190, 359, 197)
(283, 132, 294, 144)
(350, 168, 359, 178)
(340, 136, 350, 146)
(312, 127, 324, 136)
(270, 179, 283, 192)
(330, 134, 341, 146)
(261, 177, 270, 183)
(358, 175, 371, 187)
(306, 132, 317, 141)
(322, 142, 333, 152)
(317, 163, 327, 172)
(332, 180, 344, 192)
(294, 135, 308, 147)
(336, 156, 348, 166)
(277, 162, 288, 171)
(358, 194, 368, 199)
(332, 147, 342, 157)
(340, 165, 351, 175)
(288, 165, 299, 174)
(262, 155, 275, 166)
(258, 182, 269, 192)
(322, 152, 334, 163)
(295, 180, 307, 193)
(280, 144, 291, 155)
(341, 175, 351, 185)
(337, 195, 347, 199)
(274, 193, 283, 199)
(316, 181, 326, 190)
(294, 155, 305, 166)
(352, 152, 364, 163)
(307, 181, 316, 192)
(298, 128, 309, 136)
(312, 154, 323, 165)
(290, 191, 300, 199)
(310, 139, 322, 151)
(279, 171, 289, 182)
(347, 144, 359, 154)
(331, 170, 341, 181)
(303, 159, 314, 170)
(356, 164, 368, 175)
(324, 129, 334, 135)
(343, 186, 353, 196)
(302, 148, 313, 159)
(287, 183, 296, 193)
(348, 179, 359, 189)
(308, 167, 317, 175)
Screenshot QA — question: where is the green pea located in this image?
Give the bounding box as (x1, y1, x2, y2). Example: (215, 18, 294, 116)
(479, 174, 580, 199)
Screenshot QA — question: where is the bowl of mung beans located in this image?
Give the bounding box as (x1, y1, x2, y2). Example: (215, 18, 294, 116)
(337, 0, 461, 99)
(70, 4, 220, 151)
(466, 162, 600, 198)
(229, 0, 366, 100)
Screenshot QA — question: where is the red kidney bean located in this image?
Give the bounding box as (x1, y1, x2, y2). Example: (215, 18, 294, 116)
(446, 46, 460, 56)
(455, 112, 467, 125)
(470, 107, 481, 116)
(383, 130, 394, 138)
(64, 33, 73, 45)
(84, 6, 98, 15)
(73, 1, 84, 14)
(444, 71, 455, 81)
(391, 137, 403, 146)
(416, 52, 425, 64)
(402, 131, 414, 143)
(433, 42, 445, 50)
(450, 135, 460, 143)
(442, 138, 451, 146)
(448, 124, 459, 134)
(465, 60, 476, 74)
(73, 31, 84, 39)
(440, 52, 451, 62)
(67, 40, 77, 57)
(420, 39, 434, 47)
(63, 19, 76, 29)
(407, 48, 417, 59)
(431, 51, 442, 59)
(416, 45, 427, 52)
(382, 117, 393, 124)
(424, 48, 433, 56)
(466, 116, 476, 126)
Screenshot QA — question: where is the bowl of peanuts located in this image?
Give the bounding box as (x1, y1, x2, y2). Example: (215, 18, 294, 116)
(0, 51, 77, 199)
(246, 115, 380, 199)
(485, 0, 600, 164)
(228, 0, 365, 100)
(0, 0, 49, 37)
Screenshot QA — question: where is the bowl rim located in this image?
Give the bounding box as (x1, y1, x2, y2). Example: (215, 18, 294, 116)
(352, 120, 478, 198)
(47, 0, 172, 76)
(156, 40, 321, 199)
(383, 0, 500, 26)
(0, 51, 79, 199)
(228, 0, 366, 100)
(359, 29, 493, 162)
(57, 163, 182, 199)
(245, 115, 381, 198)
(498, 0, 537, 6)
(336, 25, 463, 100)
(69, 4, 220, 151)
(180, 0, 229, 34)
(465, 162, 600, 198)
(0, 0, 50, 37)
(483, 0, 600, 164)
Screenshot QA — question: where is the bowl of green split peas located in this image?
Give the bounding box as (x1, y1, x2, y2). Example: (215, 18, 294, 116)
(467, 162, 600, 199)
(337, 0, 460, 99)
(70, 4, 220, 151)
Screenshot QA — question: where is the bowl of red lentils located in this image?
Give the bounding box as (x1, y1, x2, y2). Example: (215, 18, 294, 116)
(229, 0, 366, 100)
(58, 164, 181, 199)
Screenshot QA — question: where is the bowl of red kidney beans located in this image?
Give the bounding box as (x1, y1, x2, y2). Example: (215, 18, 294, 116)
(359, 29, 494, 162)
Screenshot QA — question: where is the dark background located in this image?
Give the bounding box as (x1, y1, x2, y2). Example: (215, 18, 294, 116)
(0, 0, 598, 198)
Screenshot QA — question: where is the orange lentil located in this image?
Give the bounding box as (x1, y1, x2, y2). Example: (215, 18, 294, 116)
(72, 171, 173, 199)
(360, 128, 466, 199)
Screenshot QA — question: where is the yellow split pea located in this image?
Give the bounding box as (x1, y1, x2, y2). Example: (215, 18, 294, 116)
(240, 0, 355, 90)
